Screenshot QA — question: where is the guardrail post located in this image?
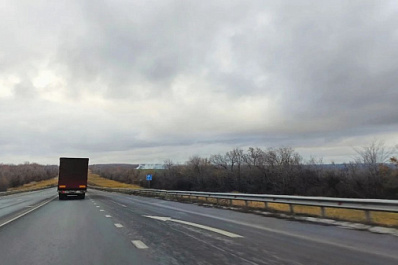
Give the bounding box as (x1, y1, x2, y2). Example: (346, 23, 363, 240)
(365, 210, 372, 223)
(320, 206, 325, 218)
(245, 200, 248, 207)
(289, 204, 294, 214)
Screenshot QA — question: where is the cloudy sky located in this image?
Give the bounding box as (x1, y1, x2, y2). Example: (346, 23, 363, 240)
(0, 0, 397, 165)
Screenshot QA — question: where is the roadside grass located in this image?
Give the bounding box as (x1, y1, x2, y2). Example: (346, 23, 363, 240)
(6, 172, 140, 192)
(257, 202, 398, 227)
(8, 177, 57, 191)
(88, 172, 141, 189)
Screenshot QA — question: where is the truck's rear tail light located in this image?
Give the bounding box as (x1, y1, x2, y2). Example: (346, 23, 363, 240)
(59, 185, 66, 188)
(79, 185, 86, 188)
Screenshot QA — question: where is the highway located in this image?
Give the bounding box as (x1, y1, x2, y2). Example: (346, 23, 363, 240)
(0, 188, 397, 265)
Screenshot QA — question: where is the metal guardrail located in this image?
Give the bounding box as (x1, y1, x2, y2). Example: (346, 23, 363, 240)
(90, 186, 398, 223)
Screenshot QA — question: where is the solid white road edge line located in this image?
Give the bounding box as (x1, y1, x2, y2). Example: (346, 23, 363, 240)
(131, 240, 148, 249)
(0, 196, 57, 228)
(144, 215, 243, 238)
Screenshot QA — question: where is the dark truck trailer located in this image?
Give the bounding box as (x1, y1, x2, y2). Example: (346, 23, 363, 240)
(58, 157, 89, 200)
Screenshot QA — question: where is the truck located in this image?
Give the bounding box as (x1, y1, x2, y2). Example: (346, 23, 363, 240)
(58, 157, 89, 200)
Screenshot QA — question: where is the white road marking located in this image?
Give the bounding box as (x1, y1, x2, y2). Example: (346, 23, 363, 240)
(0, 196, 57, 228)
(131, 240, 148, 249)
(87, 189, 398, 261)
(105, 215, 112, 218)
(96, 206, 100, 208)
(111, 200, 127, 208)
(145, 216, 171, 221)
(100, 209, 105, 212)
(140, 202, 398, 262)
(144, 215, 243, 238)
(114, 223, 123, 228)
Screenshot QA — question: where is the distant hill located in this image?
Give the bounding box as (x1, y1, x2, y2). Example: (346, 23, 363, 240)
(90, 164, 139, 170)
(89, 164, 166, 170)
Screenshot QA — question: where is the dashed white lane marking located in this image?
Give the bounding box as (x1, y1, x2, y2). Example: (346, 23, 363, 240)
(96, 206, 100, 208)
(144, 215, 243, 238)
(100, 209, 105, 212)
(114, 223, 123, 228)
(105, 215, 112, 218)
(131, 240, 148, 249)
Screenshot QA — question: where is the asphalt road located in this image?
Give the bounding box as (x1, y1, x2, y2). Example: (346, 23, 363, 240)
(0, 188, 397, 265)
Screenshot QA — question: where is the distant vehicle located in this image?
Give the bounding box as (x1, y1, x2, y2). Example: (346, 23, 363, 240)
(58, 157, 89, 200)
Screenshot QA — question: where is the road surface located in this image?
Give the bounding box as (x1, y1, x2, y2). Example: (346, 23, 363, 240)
(0, 188, 397, 265)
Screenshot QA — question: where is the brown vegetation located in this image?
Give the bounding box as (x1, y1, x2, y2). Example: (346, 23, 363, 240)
(0, 163, 58, 192)
(88, 171, 141, 189)
(8, 177, 58, 191)
(91, 141, 398, 199)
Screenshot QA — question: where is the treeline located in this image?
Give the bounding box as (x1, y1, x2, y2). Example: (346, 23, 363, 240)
(91, 142, 398, 199)
(0, 163, 58, 191)
(90, 164, 139, 184)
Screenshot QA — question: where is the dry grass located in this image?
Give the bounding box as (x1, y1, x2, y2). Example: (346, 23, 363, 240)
(196, 196, 208, 202)
(6, 172, 140, 192)
(370, 211, 398, 226)
(207, 198, 218, 204)
(8, 177, 58, 191)
(324, 208, 367, 222)
(293, 205, 322, 216)
(88, 172, 141, 189)
(267, 202, 291, 212)
(247, 201, 266, 208)
(232, 199, 247, 207)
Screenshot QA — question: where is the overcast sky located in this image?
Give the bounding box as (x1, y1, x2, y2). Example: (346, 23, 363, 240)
(0, 0, 397, 165)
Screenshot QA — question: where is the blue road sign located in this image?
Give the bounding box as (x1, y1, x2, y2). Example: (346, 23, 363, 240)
(146, 174, 152, 181)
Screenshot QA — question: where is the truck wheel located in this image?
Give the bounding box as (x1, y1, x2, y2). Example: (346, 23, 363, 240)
(80, 194, 85, 199)
(59, 194, 64, 200)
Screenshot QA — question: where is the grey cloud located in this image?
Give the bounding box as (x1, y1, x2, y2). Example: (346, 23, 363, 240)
(1, 0, 397, 164)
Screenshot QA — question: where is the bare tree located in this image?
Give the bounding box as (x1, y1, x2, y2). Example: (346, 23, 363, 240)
(209, 154, 228, 170)
(354, 139, 394, 164)
(353, 139, 395, 197)
(354, 139, 394, 178)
